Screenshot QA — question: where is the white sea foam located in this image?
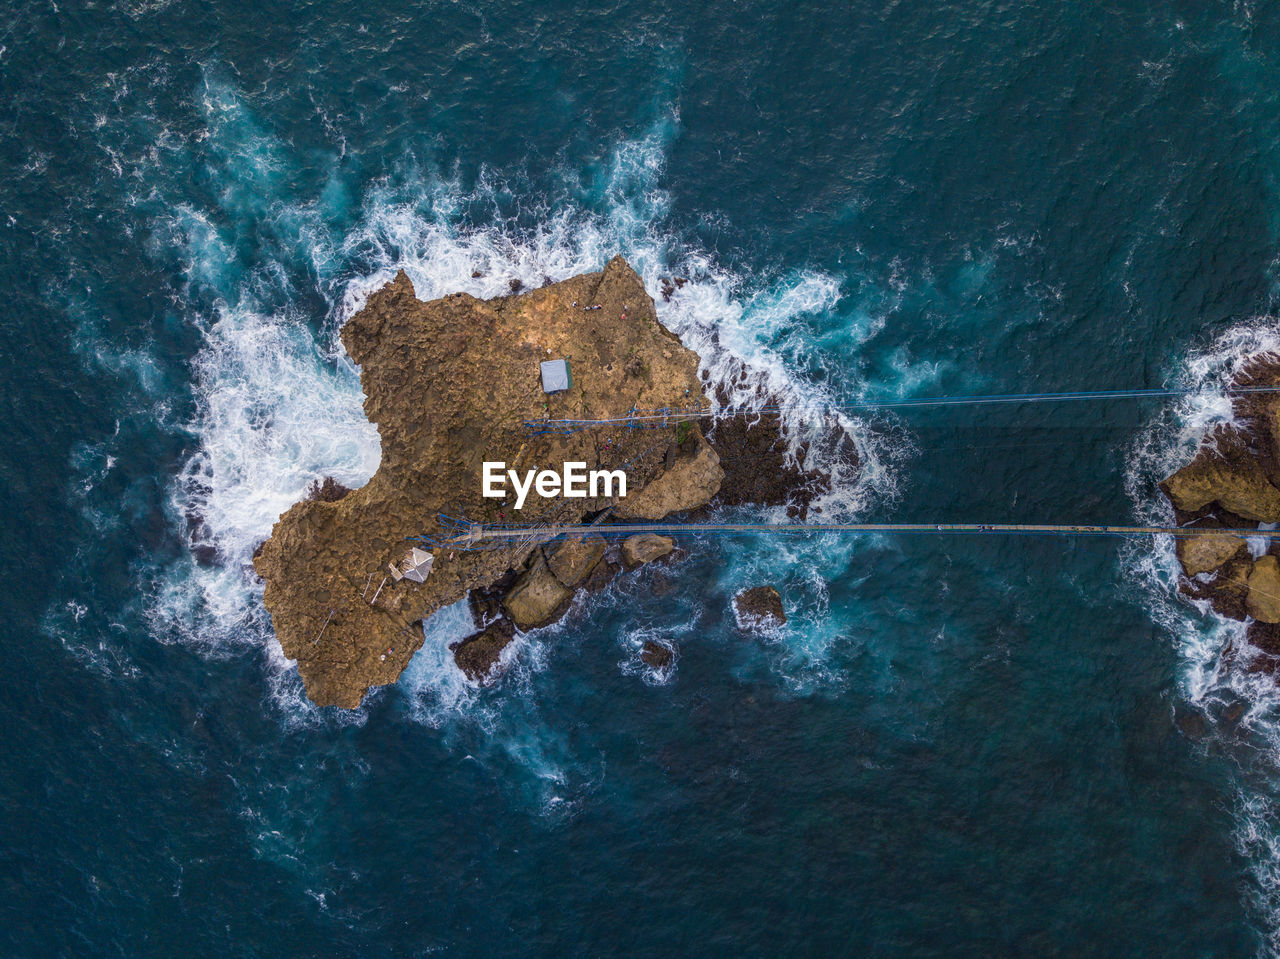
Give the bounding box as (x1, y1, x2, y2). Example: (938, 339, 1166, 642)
(1125, 318, 1280, 954)
(397, 598, 492, 726)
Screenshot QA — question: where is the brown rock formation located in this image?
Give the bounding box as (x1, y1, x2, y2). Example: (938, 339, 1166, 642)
(640, 640, 675, 669)
(1161, 429, 1280, 522)
(1174, 533, 1248, 577)
(620, 533, 676, 568)
(734, 585, 786, 629)
(545, 534, 606, 587)
(1248, 556, 1280, 624)
(1179, 549, 1254, 621)
(502, 555, 575, 630)
(253, 256, 709, 707)
(1161, 354, 1280, 640)
(450, 619, 517, 682)
(613, 425, 724, 520)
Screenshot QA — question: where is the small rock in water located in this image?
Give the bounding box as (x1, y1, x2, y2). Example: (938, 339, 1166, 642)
(640, 640, 674, 669)
(191, 543, 219, 566)
(733, 586, 786, 630)
(450, 619, 517, 683)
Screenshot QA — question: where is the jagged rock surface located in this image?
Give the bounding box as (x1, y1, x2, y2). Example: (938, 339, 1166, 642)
(640, 640, 675, 669)
(253, 257, 708, 707)
(734, 585, 786, 629)
(1162, 355, 1280, 655)
(613, 426, 724, 520)
(545, 534, 606, 587)
(1248, 556, 1280, 624)
(502, 555, 575, 630)
(1175, 533, 1248, 577)
(1162, 433, 1280, 522)
(450, 619, 517, 682)
(621, 533, 676, 568)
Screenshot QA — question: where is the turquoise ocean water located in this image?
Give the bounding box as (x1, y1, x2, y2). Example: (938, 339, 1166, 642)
(6, 0, 1280, 954)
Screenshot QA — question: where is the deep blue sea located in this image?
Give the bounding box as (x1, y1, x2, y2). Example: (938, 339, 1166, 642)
(7, 0, 1280, 955)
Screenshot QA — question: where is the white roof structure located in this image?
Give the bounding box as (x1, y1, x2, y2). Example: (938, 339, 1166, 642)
(389, 547, 434, 583)
(540, 358, 571, 393)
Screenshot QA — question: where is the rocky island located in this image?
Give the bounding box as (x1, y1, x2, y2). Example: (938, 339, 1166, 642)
(252, 257, 840, 707)
(1161, 355, 1280, 665)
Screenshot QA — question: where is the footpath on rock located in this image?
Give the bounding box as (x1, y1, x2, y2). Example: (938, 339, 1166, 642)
(252, 257, 834, 707)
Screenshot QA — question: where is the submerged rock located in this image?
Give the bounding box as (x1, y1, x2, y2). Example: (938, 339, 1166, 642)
(450, 619, 516, 682)
(734, 586, 786, 629)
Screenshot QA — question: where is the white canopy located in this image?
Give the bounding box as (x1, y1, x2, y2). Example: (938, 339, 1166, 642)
(390, 547, 434, 583)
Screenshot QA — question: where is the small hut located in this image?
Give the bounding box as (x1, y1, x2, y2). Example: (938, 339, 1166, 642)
(540, 358, 572, 394)
(389, 547, 434, 583)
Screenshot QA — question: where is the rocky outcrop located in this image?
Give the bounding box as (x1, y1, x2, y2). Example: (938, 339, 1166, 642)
(640, 640, 674, 669)
(253, 256, 852, 706)
(580, 557, 620, 594)
(450, 619, 516, 682)
(1161, 355, 1280, 665)
(1174, 533, 1248, 577)
(1180, 548, 1254, 621)
(621, 534, 675, 568)
(1161, 432, 1280, 522)
(545, 534, 606, 587)
(733, 586, 786, 629)
(1248, 556, 1280, 624)
(502, 555, 574, 630)
(306, 476, 354, 503)
(701, 382, 858, 518)
(488, 534, 608, 636)
(253, 256, 709, 707)
(613, 426, 724, 520)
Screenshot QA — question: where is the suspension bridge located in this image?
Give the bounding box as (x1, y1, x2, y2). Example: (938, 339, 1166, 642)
(523, 384, 1280, 434)
(424, 518, 1280, 551)
(412, 382, 1280, 551)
